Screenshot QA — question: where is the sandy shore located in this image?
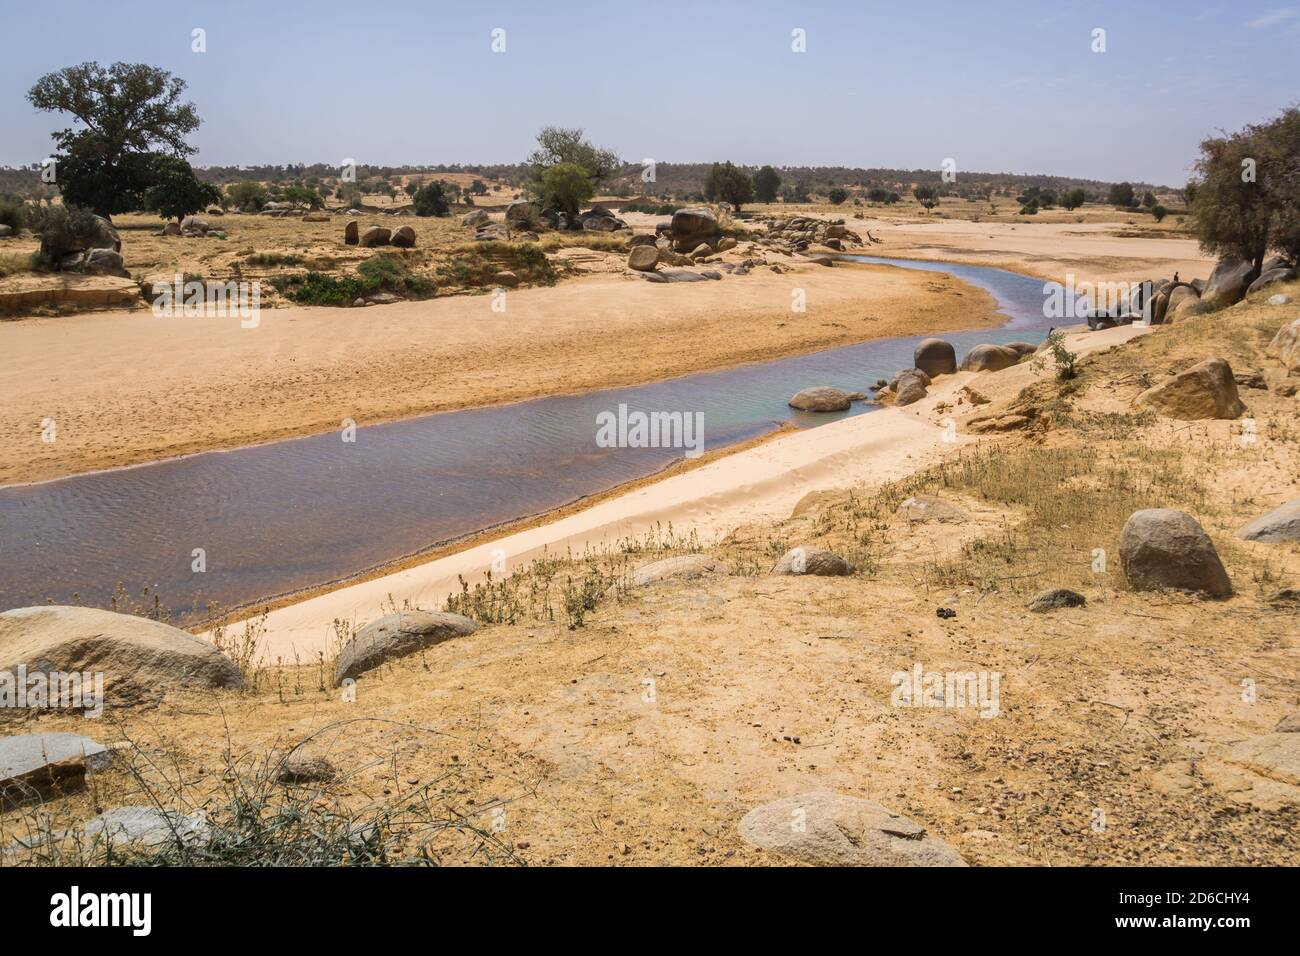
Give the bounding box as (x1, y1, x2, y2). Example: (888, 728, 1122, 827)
(851, 217, 1214, 284)
(0, 259, 997, 486)
(230, 322, 1150, 661)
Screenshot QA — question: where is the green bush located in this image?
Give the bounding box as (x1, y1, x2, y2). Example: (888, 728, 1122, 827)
(27, 203, 108, 259)
(0, 193, 27, 232)
(272, 254, 433, 305)
(412, 181, 450, 217)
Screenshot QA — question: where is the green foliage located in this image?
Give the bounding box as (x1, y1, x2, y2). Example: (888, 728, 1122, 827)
(412, 180, 451, 217)
(281, 184, 324, 209)
(1151, 204, 1168, 223)
(142, 155, 222, 222)
(623, 202, 682, 215)
(27, 62, 201, 218)
(913, 184, 939, 210)
(1060, 188, 1086, 210)
(754, 165, 782, 203)
(27, 202, 107, 259)
(468, 179, 489, 195)
(1040, 330, 1078, 379)
(1107, 181, 1136, 208)
(273, 254, 433, 305)
(226, 180, 268, 211)
(828, 187, 848, 204)
(704, 161, 754, 210)
(527, 126, 619, 186)
(0, 193, 26, 232)
(537, 162, 594, 217)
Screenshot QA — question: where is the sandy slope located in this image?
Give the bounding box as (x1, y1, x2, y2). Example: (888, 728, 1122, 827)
(233, 323, 1152, 661)
(0, 259, 995, 486)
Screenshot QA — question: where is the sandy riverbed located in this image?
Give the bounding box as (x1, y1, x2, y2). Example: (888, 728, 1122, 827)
(1, 258, 997, 486)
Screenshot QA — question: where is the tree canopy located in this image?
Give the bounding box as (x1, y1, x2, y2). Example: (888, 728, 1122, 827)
(142, 155, 221, 222)
(754, 166, 782, 203)
(704, 161, 754, 210)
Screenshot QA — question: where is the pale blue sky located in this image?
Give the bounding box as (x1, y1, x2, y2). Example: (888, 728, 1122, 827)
(3, 0, 1298, 186)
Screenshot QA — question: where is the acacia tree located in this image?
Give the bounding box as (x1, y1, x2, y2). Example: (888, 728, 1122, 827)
(28, 62, 201, 218)
(704, 161, 754, 210)
(142, 156, 221, 222)
(1186, 108, 1300, 271)
(527, 127, 620, 189)
(754, 165, 782, 203)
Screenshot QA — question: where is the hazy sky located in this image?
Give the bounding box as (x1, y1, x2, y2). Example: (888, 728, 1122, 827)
(3, 0, 1298, 186)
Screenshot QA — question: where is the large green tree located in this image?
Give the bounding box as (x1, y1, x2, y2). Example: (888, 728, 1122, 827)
(704, 161, 754, 211)
(28, 62, 202, 219)
(753, 165, 782, 203)
(537, 162, 595, 217)
(526, 127, 620, 194)
(142, 156, 221, 222)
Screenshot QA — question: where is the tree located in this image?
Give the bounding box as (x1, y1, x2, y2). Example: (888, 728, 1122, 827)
(282, 184, 324, 209)
(867, 187, 890, 203)
(1141, 190, 1156, 208)
(1107, 182, 1136, 208)
(28, 62, 201, 218)
(1151, 204, 1168, 223)
(1060, 188, 1086, 210)
(913, 184, 939, 211)
(704, 161, 754, 210)
(469, 179, 489, 196)
(412, 180, 450, 217)
(142, 156, 221, 222)
(1188, 120, 1273, 270)
(404, 181, 418, 197)
(538, 162, 595, 217)
(754, 165, 781, 203)
(227, 180, 269, 211)
(828, 187, 848, 205)
(527, 127, 620, 187)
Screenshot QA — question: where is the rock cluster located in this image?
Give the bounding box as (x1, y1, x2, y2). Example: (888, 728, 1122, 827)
(40, 214, 128, 278)
(753, 216, 864, 254)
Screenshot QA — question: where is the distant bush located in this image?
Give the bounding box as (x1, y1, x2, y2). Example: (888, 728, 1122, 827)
(272, 254, 433, 305)
(828, 187, 848, 205)
(243, 252, 303, 267)
(623, 202, 682, 215)
(0, 193, 26, 232)
(1151, 204, 1168, 222)
(412, 181, 451, 217)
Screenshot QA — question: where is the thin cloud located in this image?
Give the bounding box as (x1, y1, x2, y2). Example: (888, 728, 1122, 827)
(1246, 7, 1297, 28)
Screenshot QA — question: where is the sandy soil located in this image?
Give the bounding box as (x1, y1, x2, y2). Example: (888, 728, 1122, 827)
(1, 259, 1005, 486)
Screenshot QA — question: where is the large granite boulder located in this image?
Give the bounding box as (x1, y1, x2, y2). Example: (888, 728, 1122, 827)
(1237, 499, 1300, 543)
(334, 610, 477, 684)
(390, 225, 416, 248)
(343, 220, 359, 245)
(739, 792, 966, 866)
(770, 547, 854, 576)
(1166, 284, 1200, 321)
(460, 209, 490, 228)
(1134, 358, 1246, 420)
(630, 554, 721, 587)
(0, 606, 243, 700)
(670, 206, 719, 249)
(1201, 255, 1259, 309)
(914, 338, 957, 377)
(358, 226, 391, 248)
(1247, 267, 1296, 296)
(962, 344, 1022, 372)
(627, 245, 659, 272)
(1119, 509, 1232, 597)
(789, 386, 853, 412)
(1267, 316, 1300, 371)
(1, 732, 112, 807)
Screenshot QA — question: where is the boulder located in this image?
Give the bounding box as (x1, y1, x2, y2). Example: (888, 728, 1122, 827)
(1003, 341, 1038, 356)
(1267, 317, 1300, 371)
(276, 753, 337, 785)
(505, 201, 537, 225)
(1152, 290, 1170, 325)
(1262, 255, 1293, 274)
(1, 733, 112, 807)
(1166, 284, 1200, 321)
(1134, 358, 1246, 420)
(627, 245, 659, 272)
(358, 226, 391, 248)
(1201, 255, 1259, 309)
(962, 344, 1022, 372)
(896, 495, 967, 523)
(1268, 294, 1292, 306)
(334, 610, 478, 684)
(716, 236, 737, 253)
(83, 248, 128, 278)
(0, 224, 12, 238)
(895, 376, 928, 406)
(914, 338, 957, 377)
(1027, 587, 1086, 612)
(0, 606, 243, 700)
(1237, 499, 1300, 543)
(770, 547, 854, 576)
(789, 386, 853, 412)
(630, 554, 720, 587)
(670, 206, 719, 246)
(161, 221, 181, 237)
(790, 489, 843, 518)
(738, 792, 966, 866)
(344, 220, 359, 245)
(461, 210, 490, 228)
(39, 213, 119, 259)
(1276, 713, 1300, 732)
(1247, 267, 1296, 295)
(1118, 509, 1232, 597)
(302, 212, 331, 223)
(390, 225, 416, 248)
(1224, 733, 1300, 787)
(80, 806, 210, 850)
(494, 270, 519, 287)
(890, 368, 931, 390)
(180, 215, 209, 234)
